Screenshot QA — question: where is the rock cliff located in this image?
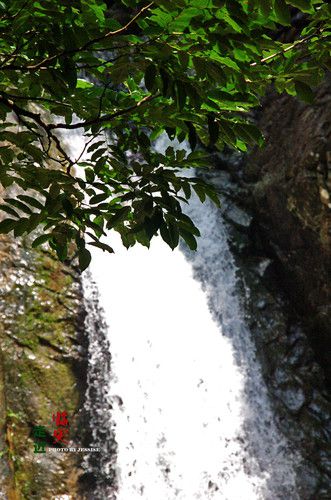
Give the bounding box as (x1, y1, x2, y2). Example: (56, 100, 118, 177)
(0, 228, 88, 499)
(243, 80, 331, 385)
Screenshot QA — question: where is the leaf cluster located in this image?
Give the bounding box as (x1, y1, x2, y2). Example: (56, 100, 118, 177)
(0, 0, 330, 268)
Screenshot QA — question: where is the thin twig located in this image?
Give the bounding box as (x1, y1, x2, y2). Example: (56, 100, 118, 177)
(77, 53, 127, 70)
(3, 2, 154, 72)
(74, 134, 98, 164)
(98, 82, 112, 119)
(0, 1, 29, 22)
(250, 29, 323, 67)
(81, 2, 154, 50)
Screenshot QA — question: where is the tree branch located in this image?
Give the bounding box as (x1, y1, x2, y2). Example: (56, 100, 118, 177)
(0, 94, 74, 173)
(48, 94, 159, 130)
(0, 91, 71, 108)
(0, 92, 159, 172)
(0, 94, 48, 129)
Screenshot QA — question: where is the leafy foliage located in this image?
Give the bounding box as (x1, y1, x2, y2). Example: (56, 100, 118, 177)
(0, 0, 330, 269)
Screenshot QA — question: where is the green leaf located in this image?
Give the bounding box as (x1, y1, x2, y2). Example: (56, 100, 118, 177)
(216, 7, 243, 33)
(193, 184, 206, 203)
(85, 168, 95, 183)
(49, 184, 60, 199)
(160, 221, 179, 250)
(78, 248, 92, 271)
(0, 218, 16, 234)
(138, 132, 150, 149)
(160, 68, 170, 96)
(178, 213, 200, 236)
(77, 79, 93, 89)
(0, 205, 19, 218)
(4, 198, 33, 215)
(85, 218, 107, 236)
(211, 54, 241, 72)
(180, 228, 197, 250)
(274, 0, 291, 24)
(186, 122, 197, 151)
(62, 198, 74, 216)
(32, 233, 51, 248)
(0, 146, 14, 163)
(286, 0, 313, 14)
(207, 115, 219, 144)
(135, 229, 151, 248)
(145, 64, 157, 92)
(90, 192, 109, 204)
(23, 144, 44, 163)
(205, 187, 221, 208)
(89, 2, 106, 23)
(0, 172, 14, 188)
(294, 80, 314, 103)
(218, 120, 237, 146)
(236, 123, 264, 146)
(88, 241, 114, 253)
(168, 220, 179, 248)
(175, 81, 186, 111)
(26, 213, 41, 232)
(91, 148, 108, 162)
(106, 206, 131, 229)
(92, 215, 105, 237)
(17, 195, 44, 210)
(258, 0, 272, 17)
(54, 241, 68, 262)
(87, 140, 106, 153)
(61, 58, 77, 90)
(13, 218, 30, 237)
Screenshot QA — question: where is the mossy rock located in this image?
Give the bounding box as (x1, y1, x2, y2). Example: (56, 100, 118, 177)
(0, 233, 88, 499)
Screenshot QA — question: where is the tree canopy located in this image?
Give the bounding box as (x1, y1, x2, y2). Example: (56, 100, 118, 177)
(0, 0, 330, 269)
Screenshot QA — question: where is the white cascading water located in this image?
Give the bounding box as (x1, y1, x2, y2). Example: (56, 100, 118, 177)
(69, 132, 302, 499)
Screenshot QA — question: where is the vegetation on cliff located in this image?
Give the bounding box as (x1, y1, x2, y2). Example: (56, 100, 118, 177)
(0, 0, 330, 268)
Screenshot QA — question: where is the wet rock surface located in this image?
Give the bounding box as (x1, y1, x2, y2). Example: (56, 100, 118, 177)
(81, 276, 117, 500)
(0, 228, 89, 499)
(203, 161, 331, 498)
(243, 80, 331, 387)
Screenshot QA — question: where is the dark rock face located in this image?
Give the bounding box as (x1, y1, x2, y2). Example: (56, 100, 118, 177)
(0, 229, 89, 499)
(242, 80, 331, 385)
(203, 167, 331, 497)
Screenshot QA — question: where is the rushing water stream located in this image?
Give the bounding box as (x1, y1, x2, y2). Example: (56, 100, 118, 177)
(88, 190, 303, 500)
(69, 131, 303, 499)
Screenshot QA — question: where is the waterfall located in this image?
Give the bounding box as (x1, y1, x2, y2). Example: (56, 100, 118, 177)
(88, 190, 302, 500)
(68, 131, 302, 499)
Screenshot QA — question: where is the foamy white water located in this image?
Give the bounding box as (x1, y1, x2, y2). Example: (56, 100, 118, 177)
(69, 131, 301, 499)
(89, 199, 302, 499)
